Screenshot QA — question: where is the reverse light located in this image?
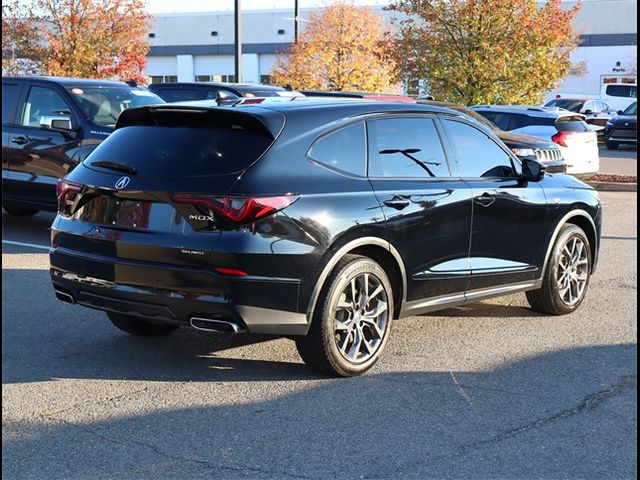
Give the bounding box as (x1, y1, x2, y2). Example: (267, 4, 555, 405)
(551, 131, 575, 147)
(171, 193, 299, 225)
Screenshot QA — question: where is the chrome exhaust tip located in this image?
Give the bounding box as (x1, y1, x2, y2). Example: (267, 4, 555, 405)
(190, 317, 246, 333)
(54, 289, 75, 304)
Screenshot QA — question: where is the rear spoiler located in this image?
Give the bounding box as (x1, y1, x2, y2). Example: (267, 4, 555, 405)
(115, 105, 285, 138)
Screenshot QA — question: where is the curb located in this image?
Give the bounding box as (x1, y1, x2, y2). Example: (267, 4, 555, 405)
(586, 181, 637, 192)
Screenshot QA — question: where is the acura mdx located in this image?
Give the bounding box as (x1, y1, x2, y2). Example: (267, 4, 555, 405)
(50, 99, 601, 376)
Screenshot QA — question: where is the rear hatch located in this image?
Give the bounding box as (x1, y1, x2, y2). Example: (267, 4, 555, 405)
(552, 115, 599, 171)
(54, 105, 285, 272)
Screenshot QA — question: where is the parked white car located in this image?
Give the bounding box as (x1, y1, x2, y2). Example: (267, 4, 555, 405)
(471, 105, 599, 178)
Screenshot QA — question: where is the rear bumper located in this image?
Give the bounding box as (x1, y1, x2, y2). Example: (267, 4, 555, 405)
(50, 248, 309, 336)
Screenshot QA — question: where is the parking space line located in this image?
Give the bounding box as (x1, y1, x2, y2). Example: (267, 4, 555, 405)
(2, 240, 51, 251)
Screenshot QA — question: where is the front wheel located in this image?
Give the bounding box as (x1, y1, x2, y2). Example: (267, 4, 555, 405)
(527, 224, 592, 315)
(605, 140, 619, 150)
(296, 256, 394, 377)
(107, 312, 180, 336)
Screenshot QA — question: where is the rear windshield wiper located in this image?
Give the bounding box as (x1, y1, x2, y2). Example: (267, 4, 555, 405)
(379, 148, 440, 177)
(89, 160, 137, 175)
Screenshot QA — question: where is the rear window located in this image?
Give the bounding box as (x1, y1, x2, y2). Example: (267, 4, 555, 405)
(556, 117, 590, 132)
(544, 99, 584, 112)
(84, 125, 273, 177)
(605, 85, 637, 98)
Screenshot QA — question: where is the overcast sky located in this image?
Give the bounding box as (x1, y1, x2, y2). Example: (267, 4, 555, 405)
(145, 0, 390, 14)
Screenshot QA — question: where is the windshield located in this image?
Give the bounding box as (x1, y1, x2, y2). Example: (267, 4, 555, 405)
(623, 102, 637, 115)
(544, 99, 583, 112)
(68, 86, 165, 128)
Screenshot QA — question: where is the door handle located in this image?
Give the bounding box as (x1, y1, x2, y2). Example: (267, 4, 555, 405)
(474, 193, 496, 207)
(383, 196, 410, 210)
(11, 136, 29, 145)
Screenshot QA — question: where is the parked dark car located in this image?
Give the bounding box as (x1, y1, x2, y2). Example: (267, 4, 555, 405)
(2, 76, 165, 216)
(301, 90, 417, 103)
(50, 99, 601, 376)
(418, 100, 565, 173)
(603, 101, 637, 150)
(544, 98, 617, 128)
(148, 82, 302, 104)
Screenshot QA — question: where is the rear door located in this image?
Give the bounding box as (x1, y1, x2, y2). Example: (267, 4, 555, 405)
(2, 80, 24, 188)
(367, 115, 473, 310)
(439, 118, 549, 292)
(4, 82, 79, 210)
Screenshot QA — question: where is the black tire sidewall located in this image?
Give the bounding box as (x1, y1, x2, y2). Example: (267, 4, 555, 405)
(546, 225, 592, 314)
(318, 258, 394, 376)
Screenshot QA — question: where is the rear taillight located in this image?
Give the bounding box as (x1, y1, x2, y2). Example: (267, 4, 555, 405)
(171, 194, 299, 225)
(56, 179, 82, 216)
(551, 131, 575, 147)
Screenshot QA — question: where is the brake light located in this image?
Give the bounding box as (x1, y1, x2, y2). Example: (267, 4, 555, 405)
(214, 267, 248, 277)
(551, 131, 575, 147)
(171, 193, 299, 224)
(56, 179, 82, 215)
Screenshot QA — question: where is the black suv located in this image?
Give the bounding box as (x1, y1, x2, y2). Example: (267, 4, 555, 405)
(148, 82, 301, 104)
(2, 76, 165, 215)
(50, 99, 601, 376)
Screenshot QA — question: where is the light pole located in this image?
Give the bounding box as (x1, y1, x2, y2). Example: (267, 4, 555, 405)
(294, 0, 299, 44)
(234, 0, 242, 83)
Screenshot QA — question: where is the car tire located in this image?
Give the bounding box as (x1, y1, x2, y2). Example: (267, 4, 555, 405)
(605, 141, 619, 150)
(296, 255, 394, 377)
(3, 205, 39, 217)
(526, 224, 592, 315)
(107, 312, 179, 336)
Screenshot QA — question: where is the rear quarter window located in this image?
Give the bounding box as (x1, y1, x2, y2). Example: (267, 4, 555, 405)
(556, 118, 590, 132)
(308, 123, 366, 176)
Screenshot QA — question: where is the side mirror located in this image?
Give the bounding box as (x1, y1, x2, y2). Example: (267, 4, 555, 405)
(520, 157, 546, 183)
(617, 110, 623, 114)
(583, 109, 593, 115)
(40, 115, 73, 131)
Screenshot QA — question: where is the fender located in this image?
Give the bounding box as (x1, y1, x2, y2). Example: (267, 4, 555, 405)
(305, 236, 407, 322)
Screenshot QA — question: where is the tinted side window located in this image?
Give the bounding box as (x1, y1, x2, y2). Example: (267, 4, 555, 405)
(519, 115, 556, 128)
(606, 85, 637, 98)
(154, 88, 200, 102)
(2, 83, 20, 124)
(556, 118, 590, 132)
(308, 123, 366, 176)
(443, 119, 515, 178)
(21, 86, 72, 127)
(367, 117, 449, 178)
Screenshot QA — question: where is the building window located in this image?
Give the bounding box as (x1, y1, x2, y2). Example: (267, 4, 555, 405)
(221, 75, 235, 83)
(150, 76, 163, 84)
(277, 29, 285, 35)
(150, 75, 178, 83)
(211, 31, 218, 36)
(196, 75, 211, 82)
(260, 75, 273, 85)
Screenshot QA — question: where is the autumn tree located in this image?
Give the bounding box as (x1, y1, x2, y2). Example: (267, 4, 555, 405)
(389, 0, 582, 104)
(270, 2, 400, 93)
(1, 0, 151, 83)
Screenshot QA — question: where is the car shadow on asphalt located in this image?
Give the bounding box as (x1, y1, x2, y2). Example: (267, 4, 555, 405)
(3, 342, 636, 478)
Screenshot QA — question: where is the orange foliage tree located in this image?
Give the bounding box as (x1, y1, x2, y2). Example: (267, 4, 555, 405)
(388, 0, 582, 104)
(270, 2, 400, 93)
(2, 0, 151, 83)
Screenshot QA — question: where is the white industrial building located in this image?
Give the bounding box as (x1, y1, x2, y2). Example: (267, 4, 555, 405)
(144, 0, 637, 98)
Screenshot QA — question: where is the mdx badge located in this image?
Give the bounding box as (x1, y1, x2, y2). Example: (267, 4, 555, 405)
(189, 214, 215, 221)
(115, 176, 130, 189)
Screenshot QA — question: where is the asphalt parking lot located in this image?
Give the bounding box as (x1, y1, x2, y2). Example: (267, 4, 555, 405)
(2, 191, 637, 479)
(599, 144, 637, 176)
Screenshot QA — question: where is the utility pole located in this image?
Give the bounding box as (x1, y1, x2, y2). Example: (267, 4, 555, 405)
(294, 0, 299, 44)
(234, 0, 242, 83)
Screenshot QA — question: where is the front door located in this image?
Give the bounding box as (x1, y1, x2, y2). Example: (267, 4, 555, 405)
(367, 116, 473, 312)
(439, 118, 549, 293)
(5, 84, 78, 210)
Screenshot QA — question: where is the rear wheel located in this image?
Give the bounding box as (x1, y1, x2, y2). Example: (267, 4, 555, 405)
(107, 312, 179, 336)
(3, 205, 39, 216)
(296, 255, 394, 377)
(605, 140, 619, 150)
(526, 224, 591, 315)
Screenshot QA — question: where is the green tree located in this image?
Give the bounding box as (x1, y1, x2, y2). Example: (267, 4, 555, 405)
(2, 0, 151, 83)
(270, 1, 400, 92)
(389, 0, 582, 104)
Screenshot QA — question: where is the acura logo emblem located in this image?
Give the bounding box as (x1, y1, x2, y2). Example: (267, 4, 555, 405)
(115, 176, 130, 189)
